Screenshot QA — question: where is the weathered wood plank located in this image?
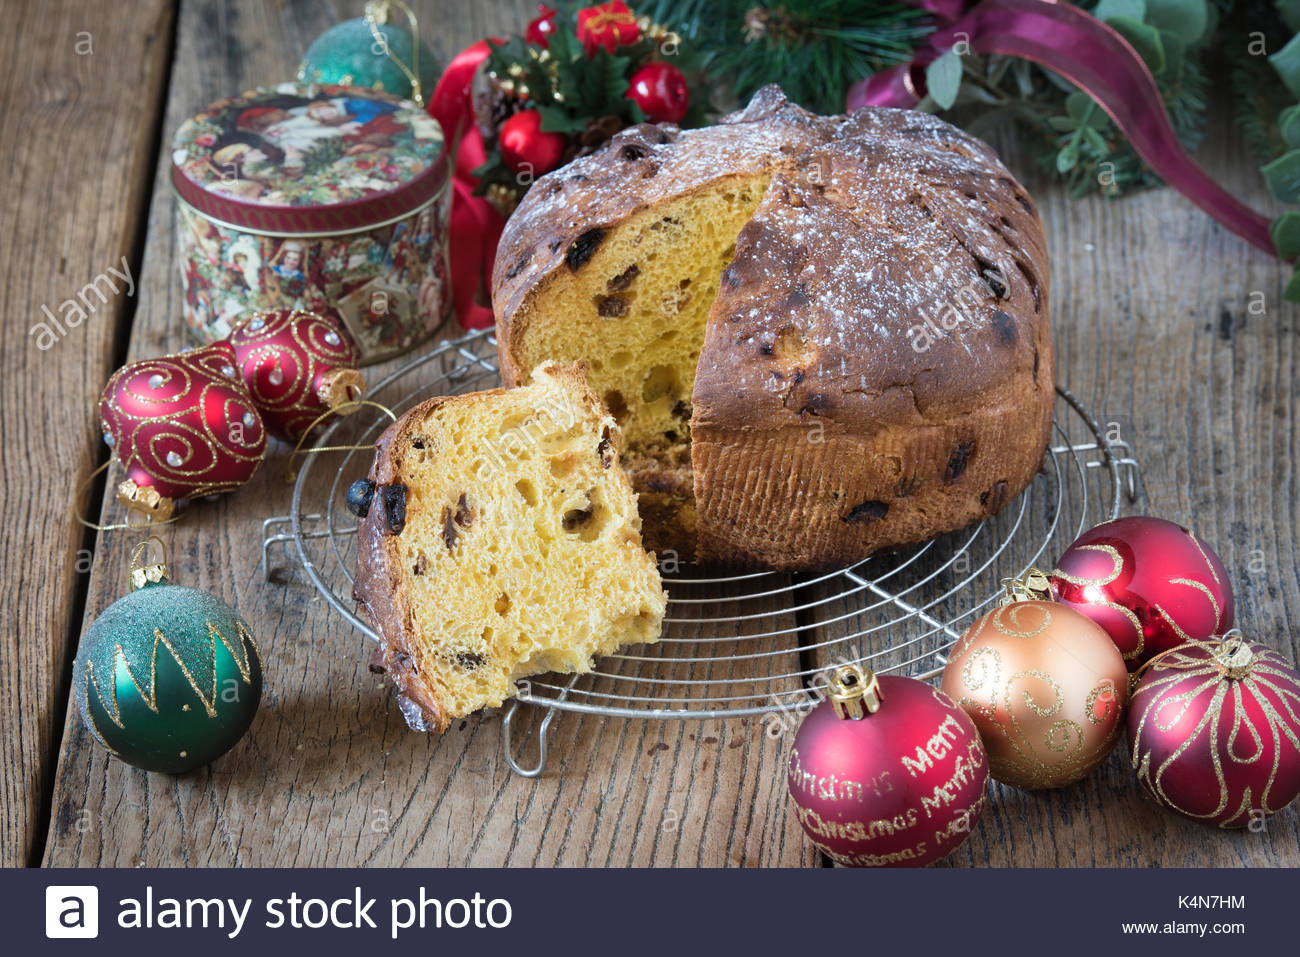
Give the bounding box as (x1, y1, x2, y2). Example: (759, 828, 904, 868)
(0, 0, 174, 867)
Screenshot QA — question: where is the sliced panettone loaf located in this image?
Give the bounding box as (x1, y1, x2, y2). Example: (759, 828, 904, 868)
(494, 86, 1054, 570)
(352, 361, 666, 732)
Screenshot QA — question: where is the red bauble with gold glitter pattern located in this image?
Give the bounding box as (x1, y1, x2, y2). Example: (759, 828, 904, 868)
(1049, 516, 1234, 669)
(787, 666, 988, 867)
(100, 340, 267, 520)
(228, 309, 363, 442)
(1129, 636, 1300, 828)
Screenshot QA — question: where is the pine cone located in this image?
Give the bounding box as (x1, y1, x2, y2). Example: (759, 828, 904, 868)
(471, 65, 526, 150)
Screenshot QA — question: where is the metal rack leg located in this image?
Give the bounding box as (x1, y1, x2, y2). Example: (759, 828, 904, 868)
(500, 673, 578, 777)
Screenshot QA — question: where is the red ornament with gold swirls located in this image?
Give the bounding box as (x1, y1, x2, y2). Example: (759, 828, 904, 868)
(941, 573, 1129, 790)
(1129, 634, 1300, 828)
(227, 309, 364, 443)
(1049, 516, 1234, 669)
(787, 665, 988, 867)
(100, 340, 267, 520)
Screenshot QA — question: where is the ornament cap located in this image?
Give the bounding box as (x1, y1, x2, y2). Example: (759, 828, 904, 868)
(999, 566, 1053, 606)
(116, 478, 175, 522)
(128, 536, 170, 591)
(1214, 630, 1256, 680)
(827, 664, 882, 720)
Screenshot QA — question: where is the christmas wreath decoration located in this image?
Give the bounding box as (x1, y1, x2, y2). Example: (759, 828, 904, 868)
(469, 3, 709, 211)
(429, 0, 1300, 330)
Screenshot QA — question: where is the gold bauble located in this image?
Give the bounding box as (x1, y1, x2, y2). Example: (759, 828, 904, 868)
(940, 599, 1128, 789)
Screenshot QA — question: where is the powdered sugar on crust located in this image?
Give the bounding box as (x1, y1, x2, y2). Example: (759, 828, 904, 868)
(494, 85, 1050, 433)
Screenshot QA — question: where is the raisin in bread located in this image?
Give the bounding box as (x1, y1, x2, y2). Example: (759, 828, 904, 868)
(351, 361, 666, 732)
(493, 86, 1053, 570)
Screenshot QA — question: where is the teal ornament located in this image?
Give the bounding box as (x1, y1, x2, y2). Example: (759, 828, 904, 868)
(297, 1, 438, 105)
(72, 540, 262, 774)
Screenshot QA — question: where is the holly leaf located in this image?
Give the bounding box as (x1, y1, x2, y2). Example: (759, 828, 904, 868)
(1093, 0, 1146, 21)
(1160, 31, 1186, 80)
(1065, 91, 1106, 128)
(1269, 33, 1300, 100)
(1144, 0, 1207, 45)
(1107, 16, 1166, 74)
(1279, 0, 1300, 34)
(1285, 264, 1300, 302)
(1269, 210, 1300, 259)
(1280, 105, 1300, 149)
(536, 104, 589, 135)
(1262, 148, 1300, 203)
(926, 49, 963, 110)
(1057, 140, 1080, 173)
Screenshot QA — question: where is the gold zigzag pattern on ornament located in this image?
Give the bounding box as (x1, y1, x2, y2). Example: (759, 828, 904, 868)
(84, 620, 261, 735)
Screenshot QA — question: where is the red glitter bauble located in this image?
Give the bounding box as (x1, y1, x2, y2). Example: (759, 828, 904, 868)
(228, 309, 363, 442)
(626, 62, 689, 124)
(498, 109, 567, 176)
(787, 667, 988, 867)
(100, 340, 266, 517)
(1049, 516, 1234, 669)
(1129, 636, 1300, 828)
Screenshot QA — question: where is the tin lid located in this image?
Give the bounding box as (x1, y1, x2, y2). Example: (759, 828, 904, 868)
(171, 82, 447, 234)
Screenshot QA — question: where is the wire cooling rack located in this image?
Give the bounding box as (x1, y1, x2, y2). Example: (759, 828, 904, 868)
(262, 327, 1142, 776)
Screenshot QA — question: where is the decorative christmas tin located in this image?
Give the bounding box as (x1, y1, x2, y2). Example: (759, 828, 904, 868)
(171, 82, 450, 363)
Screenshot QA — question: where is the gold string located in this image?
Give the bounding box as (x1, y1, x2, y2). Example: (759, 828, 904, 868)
(283, 398, 398, 483)
(128, 536, 169, 579)
(73, 460, 180, 533)
(365, 0, 424, 105)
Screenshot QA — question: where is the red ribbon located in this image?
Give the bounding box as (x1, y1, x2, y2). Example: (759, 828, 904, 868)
(428, 40, 507, 331)
(848, 0, 1277, 257)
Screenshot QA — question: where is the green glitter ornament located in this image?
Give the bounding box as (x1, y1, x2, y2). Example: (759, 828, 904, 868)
(72, 538, 262, 774)
(296, 1, 437, 105)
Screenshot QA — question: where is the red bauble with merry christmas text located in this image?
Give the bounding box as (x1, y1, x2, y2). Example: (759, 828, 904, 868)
(626, 62, 689, 124)
(100, 340, 267, 520)
(1129, 635, 1300, 828)
(787, 666, 988, 867)
(228, 309, 363, 442)
(1049, 516, 1234, 669)
(576, 1, 640, 56)
(498, 109, 567, 175)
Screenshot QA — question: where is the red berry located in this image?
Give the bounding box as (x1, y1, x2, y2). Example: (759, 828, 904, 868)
(525, 4, 557, 47)
(498, 109, 567, 175)
(626, 62, 689, 124)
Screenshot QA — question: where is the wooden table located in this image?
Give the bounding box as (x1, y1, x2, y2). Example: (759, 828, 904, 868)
(6, 0, 1298, 868)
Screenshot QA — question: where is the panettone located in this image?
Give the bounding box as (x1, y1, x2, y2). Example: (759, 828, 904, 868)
(493, 87, 1053, 570)
(351, 361, 666, 732)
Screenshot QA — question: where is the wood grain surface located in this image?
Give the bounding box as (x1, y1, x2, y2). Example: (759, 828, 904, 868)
(20, 0, 1300, 867)
(0, 0, 175, 867)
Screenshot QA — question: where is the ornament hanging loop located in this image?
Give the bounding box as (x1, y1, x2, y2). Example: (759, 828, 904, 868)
(128, 535, 169, 590)
(999, 566, 1052, 606)
(828, 663, 882, 720)
(283, 398, 398, 483)
(1213, 629, 1255, 679)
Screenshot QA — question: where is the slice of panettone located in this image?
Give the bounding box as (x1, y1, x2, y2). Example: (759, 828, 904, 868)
(351, 361, 666, 732)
